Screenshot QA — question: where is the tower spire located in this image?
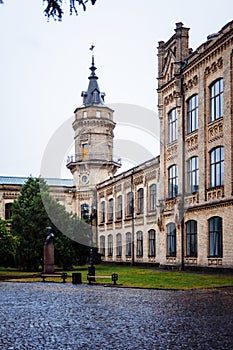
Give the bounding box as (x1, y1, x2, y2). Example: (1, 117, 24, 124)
(89, 44, 97, 77)
(81, 44, 106, 106)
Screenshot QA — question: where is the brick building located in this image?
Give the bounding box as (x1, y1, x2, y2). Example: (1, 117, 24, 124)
(0, 21, 233, 269)
(157, 21, 233, 269)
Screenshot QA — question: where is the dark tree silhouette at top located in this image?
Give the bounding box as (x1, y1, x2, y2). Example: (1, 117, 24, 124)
(0, 0, 97, 21)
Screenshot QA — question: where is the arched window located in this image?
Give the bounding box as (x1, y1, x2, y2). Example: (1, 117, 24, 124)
(167, 223, 176, 257)
(99, 236, 105, 256)
(168, 165, 178, 198)
(5, 203, 13, 220)
(168, 108, 178, 143)
(209, 216, 222, 257)
(116, 233, 122, 257)
(136, 231, 143, 257)
(100, 201, 105, 223)
(186, 220, 197, 257)
(127, 191, 133, 216)
(108, 198, 114, 221)
(187, 94, 198, 133)
(108, 234, 113, 257)
(126, 232, 131, 257)
(149, 184, 156, 211)
(116, 195, 122, 220)
(137, 188, 144, 214)
(187, 156, 199, 193)
(210, 78, 223, 122)
(210, 147, 224, 187)
(148, 229, 156, 257)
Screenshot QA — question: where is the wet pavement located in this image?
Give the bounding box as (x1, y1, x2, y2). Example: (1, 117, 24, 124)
(0, 282, 232, 350)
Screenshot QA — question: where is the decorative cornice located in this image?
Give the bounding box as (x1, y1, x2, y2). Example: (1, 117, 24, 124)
(185, 133, 198, 152)
(185, 198, 232, 212)
(204, 57, 223, 77)
(208, 119, 223, 142)
(183, 75, 198, 92)
(167, 143, 178, 161)
(3, 192, 19, 199)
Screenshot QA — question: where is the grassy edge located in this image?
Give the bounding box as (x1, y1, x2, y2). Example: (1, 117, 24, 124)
(1, 265, 233, 290)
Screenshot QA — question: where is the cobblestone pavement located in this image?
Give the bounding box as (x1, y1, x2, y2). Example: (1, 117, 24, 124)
(0, 283, 233, 350)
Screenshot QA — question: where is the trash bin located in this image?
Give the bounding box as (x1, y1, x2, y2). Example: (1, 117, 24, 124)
(72, 273, 82, 284)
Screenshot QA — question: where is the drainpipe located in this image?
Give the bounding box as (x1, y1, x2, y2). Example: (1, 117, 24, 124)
(180, 61, 187, 271)
(131, 169, 135, 266)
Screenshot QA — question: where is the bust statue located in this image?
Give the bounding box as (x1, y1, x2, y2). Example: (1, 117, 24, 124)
(45, 227, 54, 245)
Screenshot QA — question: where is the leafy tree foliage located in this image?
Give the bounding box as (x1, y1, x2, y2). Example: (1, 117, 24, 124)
(0, 219, 18, 267)
(0, 1, 97, 21)
(11, 177, 90, 271)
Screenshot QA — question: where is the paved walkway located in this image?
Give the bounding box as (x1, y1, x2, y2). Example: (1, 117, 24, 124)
(0, 282, 233, 350)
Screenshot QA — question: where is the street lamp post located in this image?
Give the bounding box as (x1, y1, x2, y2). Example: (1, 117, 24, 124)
(88, 205, 97, 279)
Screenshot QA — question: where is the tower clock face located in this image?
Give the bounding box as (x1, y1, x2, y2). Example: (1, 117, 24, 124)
(81, 175, 88, 184)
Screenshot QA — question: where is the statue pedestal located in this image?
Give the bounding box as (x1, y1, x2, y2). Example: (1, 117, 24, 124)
(43, 244, 54, 273)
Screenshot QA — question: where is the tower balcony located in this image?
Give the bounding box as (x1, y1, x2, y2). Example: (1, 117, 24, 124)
(66, 154, 122, 167)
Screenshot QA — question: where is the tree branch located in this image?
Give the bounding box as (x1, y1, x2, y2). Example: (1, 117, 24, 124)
(0, 1, 97, 21)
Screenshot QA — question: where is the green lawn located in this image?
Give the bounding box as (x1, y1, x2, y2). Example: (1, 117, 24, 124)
(1, 265, 233, 290)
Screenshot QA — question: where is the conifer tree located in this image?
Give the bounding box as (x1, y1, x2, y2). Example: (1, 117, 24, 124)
(11, 177, 90, 271)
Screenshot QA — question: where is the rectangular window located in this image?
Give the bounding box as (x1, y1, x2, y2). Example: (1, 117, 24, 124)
(5, 203, 13, 220)
(81, 203, 89, 221)
(82, 143, 88, 160)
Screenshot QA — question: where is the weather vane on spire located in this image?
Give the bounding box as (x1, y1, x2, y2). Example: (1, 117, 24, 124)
(89, 43, 95, 69)
(90, 43, 95, 52)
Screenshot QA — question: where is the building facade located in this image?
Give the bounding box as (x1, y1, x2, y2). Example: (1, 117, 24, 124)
(157, 21, 233, 269)
(0, 21, 233, 269)
(96, 157, 160, 265)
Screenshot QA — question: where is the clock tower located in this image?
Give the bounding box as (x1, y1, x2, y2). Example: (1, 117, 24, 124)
(67, 50, 121, 218)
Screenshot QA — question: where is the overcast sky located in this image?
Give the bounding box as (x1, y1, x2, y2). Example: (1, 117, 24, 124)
(0, 0, 232, 179)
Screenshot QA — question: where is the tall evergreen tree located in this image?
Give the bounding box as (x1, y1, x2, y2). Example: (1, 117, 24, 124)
(11, 177, 90, 271)
(11, 177, 50, 271)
